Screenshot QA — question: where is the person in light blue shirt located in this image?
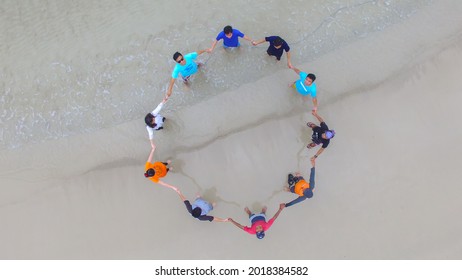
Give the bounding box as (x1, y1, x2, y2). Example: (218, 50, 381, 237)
(289, 66, 318, 112)
(208, 25, 253, 52)
(165, 49, 209, 98)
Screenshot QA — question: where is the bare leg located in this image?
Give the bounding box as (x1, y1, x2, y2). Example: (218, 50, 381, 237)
(244, 207, 251, 216)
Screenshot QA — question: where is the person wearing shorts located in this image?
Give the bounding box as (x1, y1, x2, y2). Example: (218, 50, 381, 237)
(173, 188, 228, 222)
(307, 111, 335, 162)
(284, 158, 316, 207)
(289, 66, 318, 112)
(165, 49, 209, 98)
(143, 146, 177, 191)
(228, 204, 285, 239)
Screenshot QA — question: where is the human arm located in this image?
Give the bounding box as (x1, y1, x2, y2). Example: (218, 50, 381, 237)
(251, 38, 266, 46)
(165, 78, 176, 99)
(312, 97, 318, 112)
(157, 180, 179, 192)
(149, 139, 156, 150)
(286, 51, 292, 68)
(270, 203, 285, 220)
(212, 217, 229, 222)
(242, 34, 253, 43)
(228, 218, 245, 230)
(311, 147, 325, 161)
(312, 111, 324, 123)
(291, 66, 301, 75)
(151, 99, 166, 116)
(208, 40, 219, 52)
(172, 187, 187, 201)
(147, 146, 155, 163)
(285, 196, 307, 207)
(197, 49, 210, 55)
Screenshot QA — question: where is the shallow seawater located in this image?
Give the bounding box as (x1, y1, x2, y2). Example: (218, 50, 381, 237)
(0, 0, 431, 150)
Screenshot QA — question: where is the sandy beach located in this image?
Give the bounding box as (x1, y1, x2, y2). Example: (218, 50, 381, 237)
(1, 1, 462, 259)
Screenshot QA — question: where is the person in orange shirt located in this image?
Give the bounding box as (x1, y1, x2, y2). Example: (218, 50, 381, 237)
(284, 158, 316, 207)
(144, 145, 176, 190)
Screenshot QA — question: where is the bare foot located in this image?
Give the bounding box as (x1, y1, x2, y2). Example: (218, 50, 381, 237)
(283, 186, 290, 192)
(212, 202, 216, 207)
(166, 160, 172, 165)
(288, 82, 295, 88)
(244, 207, 251, 215)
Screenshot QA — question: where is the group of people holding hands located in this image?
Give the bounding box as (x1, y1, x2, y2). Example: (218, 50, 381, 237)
(143, 25, 336, 239)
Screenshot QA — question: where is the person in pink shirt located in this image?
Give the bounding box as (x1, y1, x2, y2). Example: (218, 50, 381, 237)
(228, 204, 285, 239)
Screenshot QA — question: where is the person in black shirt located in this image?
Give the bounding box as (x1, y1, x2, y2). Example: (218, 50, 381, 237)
(307, 111, 335, 162)
(252, 36, 292, 68)
(173, 188, 228, 222)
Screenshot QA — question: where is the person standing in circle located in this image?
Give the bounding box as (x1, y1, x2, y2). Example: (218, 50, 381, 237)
(307, 111, 335, 162)
(144, 96, 168, 149)
(208, 25, 253, 51)
(284, 158, 316, 207)
(144, 146, 176, 191)
(289, 66, 318, 112)
(228, 204, 285, 239)
(165, 49, 210, 98)
(252, 36, 292, 68)
(173, 188, 229, 222)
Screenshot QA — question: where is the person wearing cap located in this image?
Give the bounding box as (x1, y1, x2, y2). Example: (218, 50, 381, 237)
(307, 111, 335, 162)
(251, 36, 292, 68)
(228, 204, 285, 239)
(145, 96, 168, 149)
(289, 66, 318, 112)
(144, 146, 175, 190)
(284, 158, 316, 207)
(173, 188, 229, 222)
(208, 25, 253, 52)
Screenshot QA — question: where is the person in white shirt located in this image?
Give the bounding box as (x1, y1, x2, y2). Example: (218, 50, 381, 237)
(144, 96, 168, 149)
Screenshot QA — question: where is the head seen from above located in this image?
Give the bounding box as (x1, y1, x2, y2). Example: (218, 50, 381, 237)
(273, 36, 283, 49)
(256, 228, 265, 239)
(191, 207, 202, 218)
(223, 25, 233, 38)
(173, 51, 185, 65)
(305, 73, 316, 86)
(145, 113, 156, 128)
(144, 168, 155, 178)
(324, 130, 336, 139)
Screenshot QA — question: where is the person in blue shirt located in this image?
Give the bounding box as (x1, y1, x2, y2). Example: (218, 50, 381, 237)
(252, 36, 292, 68)
(289, 66, 318, 112)
(165, 49, 209, 98)
(208, 25, 253, 52)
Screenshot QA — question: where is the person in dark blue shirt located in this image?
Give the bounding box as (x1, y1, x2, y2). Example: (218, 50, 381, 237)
(252, 36, 292, 68)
